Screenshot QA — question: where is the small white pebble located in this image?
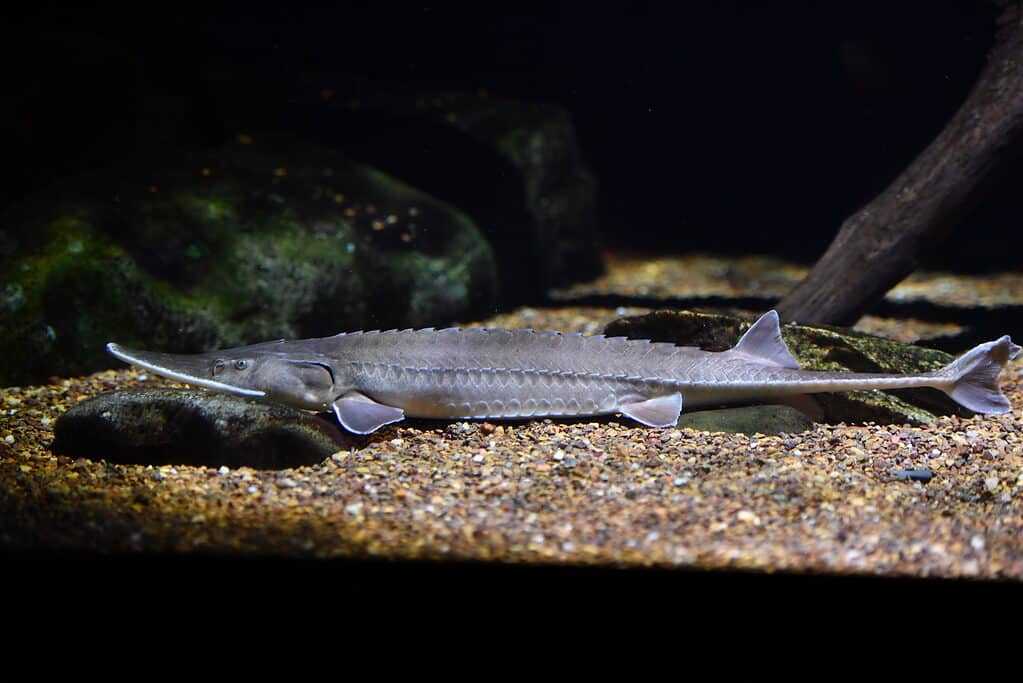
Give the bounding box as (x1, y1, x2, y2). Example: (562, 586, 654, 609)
(389, 438, 403, 447)
(345, 502, 363, 515)
(138, 374, 149, 381)
(4, 435, 13, 444)
(279, 478, 298, 488)
(970, 535, 985, 552)
(246, 485, 259, 494)
(40, 416, 52, 427)
(217, 466, 230, 475)
(553, 449, 565, 461)
(737, 510, 761, 525)
(984, 476, 1000, 493)
(472, 453, 484, 463)
(561, 542, 576, 553)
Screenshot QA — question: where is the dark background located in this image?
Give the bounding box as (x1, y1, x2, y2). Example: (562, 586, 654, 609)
(2, 2, 1016, 270)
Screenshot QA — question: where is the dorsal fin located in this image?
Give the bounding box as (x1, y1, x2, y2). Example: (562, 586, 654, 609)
(730, 310, 800, 369)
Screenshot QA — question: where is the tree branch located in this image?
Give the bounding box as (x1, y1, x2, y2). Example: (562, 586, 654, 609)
(776, 6, 1023, 326)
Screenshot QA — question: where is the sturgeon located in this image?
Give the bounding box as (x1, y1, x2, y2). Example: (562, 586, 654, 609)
(106, 311, 1019, 434)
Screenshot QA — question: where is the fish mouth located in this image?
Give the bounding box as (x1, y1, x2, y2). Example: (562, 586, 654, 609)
(106, 343, 267, 398)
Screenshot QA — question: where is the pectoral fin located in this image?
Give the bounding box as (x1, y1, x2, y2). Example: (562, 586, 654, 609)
(332, 391, 405, 434)
(619, 392, 683, 428)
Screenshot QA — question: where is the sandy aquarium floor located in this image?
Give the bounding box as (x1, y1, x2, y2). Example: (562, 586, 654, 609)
(2, 253, 1022, 579)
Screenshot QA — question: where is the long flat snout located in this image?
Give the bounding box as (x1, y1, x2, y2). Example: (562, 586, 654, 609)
(106, 343, 267, 397)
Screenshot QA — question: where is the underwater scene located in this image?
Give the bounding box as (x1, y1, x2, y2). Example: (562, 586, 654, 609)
(2, 4, 1022, 583)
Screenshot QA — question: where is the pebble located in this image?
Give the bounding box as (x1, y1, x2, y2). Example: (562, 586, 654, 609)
(737, 510, 761, 525)
(892, 469, 933, 483)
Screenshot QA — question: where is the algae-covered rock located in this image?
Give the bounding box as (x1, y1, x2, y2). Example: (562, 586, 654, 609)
(307, 90, 604, 305)
(52, 389, 352, 469)
(604, 309, 966, 426)
(0, 134, 497, 385)
(675, 404, 814, 435)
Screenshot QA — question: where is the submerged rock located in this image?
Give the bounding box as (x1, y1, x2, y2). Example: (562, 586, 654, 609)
(52, 389, 353, 469)
(675, 405, 814, 435)
(0, 134, 497, 386)
(604, 309, 966, 426)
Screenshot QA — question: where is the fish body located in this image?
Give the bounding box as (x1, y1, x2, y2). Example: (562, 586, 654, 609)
(107, 311, 1020, 434)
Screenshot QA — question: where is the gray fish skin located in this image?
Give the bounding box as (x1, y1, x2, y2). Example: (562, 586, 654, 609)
(107, 311, 1020, 434)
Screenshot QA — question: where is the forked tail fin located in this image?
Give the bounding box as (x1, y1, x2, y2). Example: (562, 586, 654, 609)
(936, 336, 1020, 414)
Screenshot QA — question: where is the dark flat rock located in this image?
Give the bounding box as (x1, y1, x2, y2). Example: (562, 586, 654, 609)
(676, 405, 814, 435)
(52, 389, 350, 469)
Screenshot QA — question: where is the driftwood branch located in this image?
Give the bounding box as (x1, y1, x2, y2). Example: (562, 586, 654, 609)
(776, 6, 1023, 326)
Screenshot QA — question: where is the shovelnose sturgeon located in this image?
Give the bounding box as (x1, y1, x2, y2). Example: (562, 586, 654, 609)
(106, 311, 1020, 435)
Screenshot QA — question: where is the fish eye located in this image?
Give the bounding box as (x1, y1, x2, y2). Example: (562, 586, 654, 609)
(234, 359, 249, 371)
(212, 360, 225, 376)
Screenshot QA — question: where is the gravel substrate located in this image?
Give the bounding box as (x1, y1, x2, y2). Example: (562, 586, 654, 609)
(2, 255, 1022, 579)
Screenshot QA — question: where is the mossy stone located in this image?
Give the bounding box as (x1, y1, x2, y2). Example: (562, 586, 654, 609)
(675, 405, 814, 435)
(0, 134, 496, 385)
